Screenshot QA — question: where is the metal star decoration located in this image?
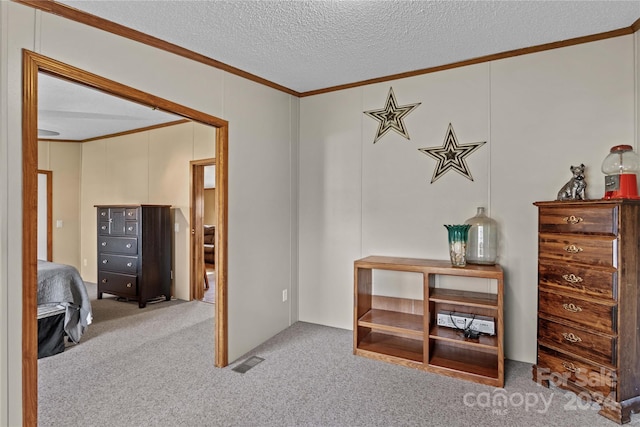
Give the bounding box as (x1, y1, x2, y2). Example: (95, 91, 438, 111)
(363, 87, 421, 144)
(419, 123, 486, 183)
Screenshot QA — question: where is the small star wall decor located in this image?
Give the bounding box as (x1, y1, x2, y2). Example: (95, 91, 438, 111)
(363, 87, 421, 144)
(419, 123, 486, 183)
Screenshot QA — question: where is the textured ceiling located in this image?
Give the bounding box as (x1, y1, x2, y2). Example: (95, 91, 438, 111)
(58, 0, 640, 93)
(39, 0, 640, 140)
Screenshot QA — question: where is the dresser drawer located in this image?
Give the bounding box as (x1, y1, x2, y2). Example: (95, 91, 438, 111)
(538, 318, 615, 366)
(538, 233, 616, 268)
(98, 271, 138, 297)
(538, 205, 617, 235)
(539, 262, 616, 300)
(538, 288, 616, 333)
(98, 208, 109, 220)
(99, 254, 138, 274)
(125, 221, 138, 236)
(125, 208, 138, 220)
(98, 236, 138, 255)
(537, 346, 616, 401)
(98, 221, 110, 235)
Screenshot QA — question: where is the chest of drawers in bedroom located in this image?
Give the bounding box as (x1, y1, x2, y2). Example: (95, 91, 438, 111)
(532, 200, 640, 424)
(96, 205, 172, 308)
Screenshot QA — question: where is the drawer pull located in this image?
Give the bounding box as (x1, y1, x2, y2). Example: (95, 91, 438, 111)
(102, 259, 108, 264)
(562, 303, 582, 313)
(126, 282, 132, 288)
(562, 274, 583, 284)
(101, 212, 106, 217)
(127, 262, 133, 267)
(101, 278, 107, 283)
(564, 244, 583, 254)
(562, 332, 582, 343)
(128, 226, 134, 231)
(101, 225, 107, 230)
(562, 215, 583, 225)
(128, 212, 134, 216)
(126, 243, 132, 248)
(101, 242, 107, 247)
(562, 361, 580, 373)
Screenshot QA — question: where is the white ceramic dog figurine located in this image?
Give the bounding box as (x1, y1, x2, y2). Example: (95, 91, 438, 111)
(557, 164, 587, 201)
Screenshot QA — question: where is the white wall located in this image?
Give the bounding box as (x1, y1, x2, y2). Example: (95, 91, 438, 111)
(299, 35, 636, 364)
(38, 141, 82, 269)
(0, 2, 10, 423)
(2, 3, 36, 426)
(1, 3, 299, 424)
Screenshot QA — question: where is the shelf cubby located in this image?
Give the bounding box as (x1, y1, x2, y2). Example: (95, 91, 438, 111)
(358, 309, 423, 338)
(428, 340, 500, 385)
(357, 331, 424, 364)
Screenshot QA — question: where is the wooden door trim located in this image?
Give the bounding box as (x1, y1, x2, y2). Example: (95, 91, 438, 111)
(37, 170, 53, 261)
(22, 50, 229, 426)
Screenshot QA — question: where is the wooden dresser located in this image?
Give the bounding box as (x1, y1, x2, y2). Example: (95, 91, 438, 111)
(532, 200, 640, 424)
(96, 205, 172, 308)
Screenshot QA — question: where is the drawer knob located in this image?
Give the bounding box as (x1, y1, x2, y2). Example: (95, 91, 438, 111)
(564, 244, 583, 254)
(562, 332, 582, 343)
(127, 262, 133, 267)
(101, 242, 107, 247)
(101, 212, 106, 217)
(101, 225, 107, 230)
(126, 243, 132, 248)
(562, 215, 583, 225)
(128, 226, 134, 231)
(101, 278, 107, 283)
(128, 212, 133, 216)
(126, 282, 132, 288)
(562, 361, 580, 373)
(562, 303, 582, 313)
(102, 259, 108, 264)
(562, 274, 583, 284)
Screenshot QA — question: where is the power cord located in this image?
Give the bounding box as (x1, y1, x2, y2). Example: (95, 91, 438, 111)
(448, 312, 481, 340)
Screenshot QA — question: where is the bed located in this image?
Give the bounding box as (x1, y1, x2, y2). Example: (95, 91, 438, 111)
(37, 260, 93, 345)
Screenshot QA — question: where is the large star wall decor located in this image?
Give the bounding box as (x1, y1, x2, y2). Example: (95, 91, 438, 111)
(419, 123, 486, 183)
(363, 87, 421, 144)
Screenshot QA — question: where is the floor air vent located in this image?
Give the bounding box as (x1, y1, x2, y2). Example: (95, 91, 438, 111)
(232, 356, 264, 373)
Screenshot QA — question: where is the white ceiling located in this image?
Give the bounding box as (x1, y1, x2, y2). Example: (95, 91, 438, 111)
(39, 0, 640, 140)
(38, 74, 179, 141)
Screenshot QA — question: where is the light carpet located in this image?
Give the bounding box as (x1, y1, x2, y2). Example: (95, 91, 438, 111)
(38, 284, 639, 426)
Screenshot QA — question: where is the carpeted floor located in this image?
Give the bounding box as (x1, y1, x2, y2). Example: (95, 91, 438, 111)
(203, 266, 215, 304)
(38, 283, 640, 426)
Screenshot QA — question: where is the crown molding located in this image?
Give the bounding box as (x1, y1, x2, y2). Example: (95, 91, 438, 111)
(12, 0, 640, 98)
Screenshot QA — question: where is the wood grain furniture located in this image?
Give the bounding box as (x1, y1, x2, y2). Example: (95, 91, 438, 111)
(96, 205, 172, 308)
(532, 200, 640, 424)
(203, 224, 215, 265)
(354, 256, 504, 387)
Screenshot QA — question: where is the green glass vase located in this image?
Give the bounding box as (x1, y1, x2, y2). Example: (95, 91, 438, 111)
(444, 224, 472, 267)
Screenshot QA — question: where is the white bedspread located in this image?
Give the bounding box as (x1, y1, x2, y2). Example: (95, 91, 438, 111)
(37, 260, 93, 343)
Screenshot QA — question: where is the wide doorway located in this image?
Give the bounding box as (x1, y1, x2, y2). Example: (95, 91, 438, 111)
(22, 50, 229, 425)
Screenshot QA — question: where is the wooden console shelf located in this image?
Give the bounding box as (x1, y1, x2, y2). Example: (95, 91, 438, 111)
(354, 256, 504, 387)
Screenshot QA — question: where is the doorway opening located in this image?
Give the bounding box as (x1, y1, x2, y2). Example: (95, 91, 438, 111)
(22, 50, 229, 425)
(190, 158, 217, 303)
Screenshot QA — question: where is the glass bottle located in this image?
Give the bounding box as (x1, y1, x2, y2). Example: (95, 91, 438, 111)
(464, 207, 498, 265)
(601, 145, 640, 199)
